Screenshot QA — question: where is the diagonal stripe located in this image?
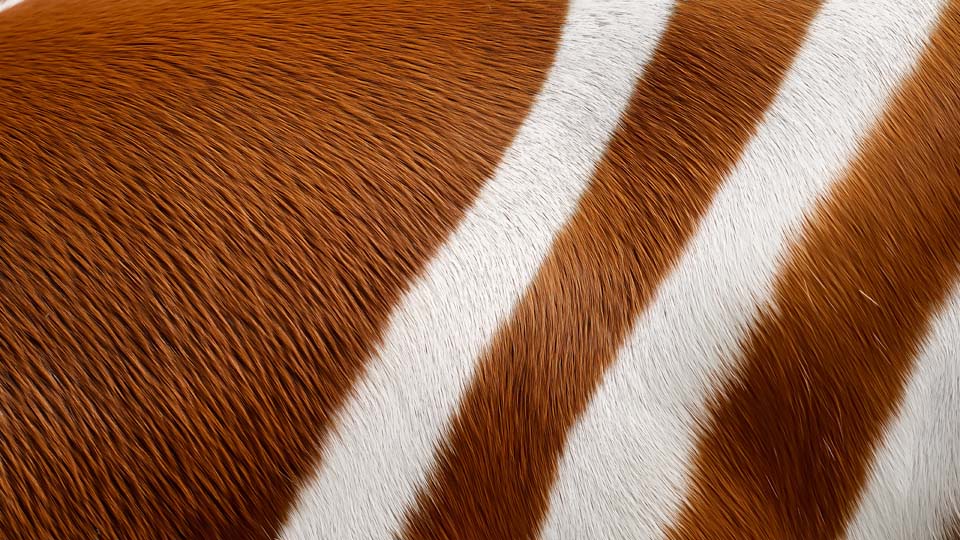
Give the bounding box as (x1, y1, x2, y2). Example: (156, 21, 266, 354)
(0, 0, 23, 15)
(843, 282, 960, 540)
(399, 2, 820, 539)
(277, 1, 673, 538)
(667, 2, 960, 538)
(541, 1, 946, 538)
(0, 1, 563, 538)
(948, 520, 960, 540)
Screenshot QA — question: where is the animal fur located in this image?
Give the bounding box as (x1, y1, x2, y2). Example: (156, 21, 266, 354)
(0, 0, 958, 538)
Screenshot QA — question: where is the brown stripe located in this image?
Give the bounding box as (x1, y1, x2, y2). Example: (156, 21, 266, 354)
(399, 2, 820, 539)
(666, 3, 960, 539)
(0, 1, 564, 538)
(945, 517, 960, 540)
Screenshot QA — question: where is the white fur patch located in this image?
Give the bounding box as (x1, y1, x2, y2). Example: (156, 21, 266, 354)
(278, 1, 672, 538)
(844, 282, 960, 540)
(540, 0, 945, 538)
(0, 0, 25, 15)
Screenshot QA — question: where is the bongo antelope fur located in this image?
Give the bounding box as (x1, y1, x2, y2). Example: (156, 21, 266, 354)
(1, 0, 959, 538)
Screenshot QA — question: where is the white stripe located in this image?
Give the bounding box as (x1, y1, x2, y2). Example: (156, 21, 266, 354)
(541, 1, 945, 538)
(844, 283, 960, 540)
(0, 0, 24, 15)
(278, 1, 672, 537)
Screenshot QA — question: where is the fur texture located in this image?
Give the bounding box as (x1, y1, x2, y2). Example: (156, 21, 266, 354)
(0, 0, 958, 539)
(0, 0, 561, 537)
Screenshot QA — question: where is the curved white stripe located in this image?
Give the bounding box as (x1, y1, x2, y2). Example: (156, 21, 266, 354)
(278, 1, 673, 537)
(541, 1, 946, 538)
(844, 283, 960, 540)
(0, 0, 24, 15)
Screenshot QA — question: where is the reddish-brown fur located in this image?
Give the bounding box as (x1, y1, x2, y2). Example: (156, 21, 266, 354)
(2, 0, 959, 538)
(0, 0, 563, 537)
(400, 2, 818, 538)
(668, 2, 960, 537)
